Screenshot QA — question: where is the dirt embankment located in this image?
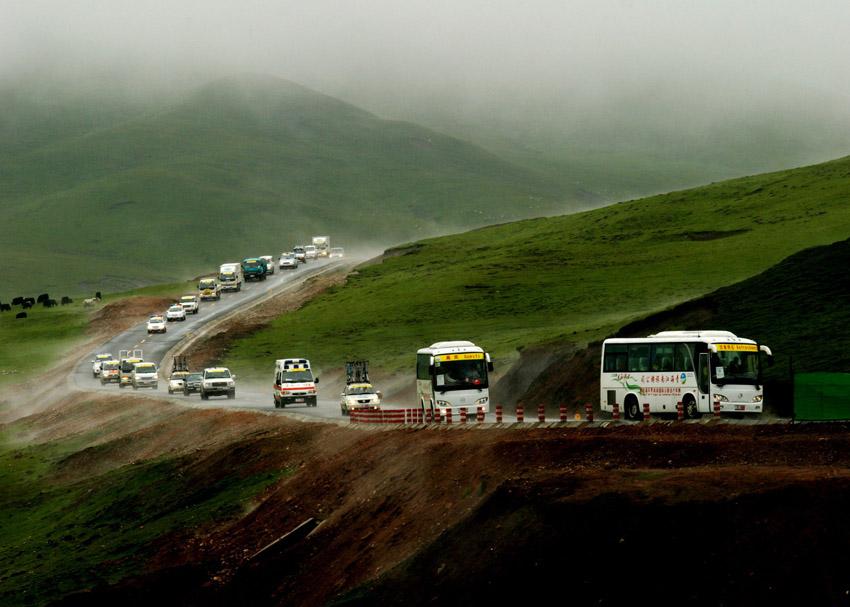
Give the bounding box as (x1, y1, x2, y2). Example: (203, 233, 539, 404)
(30, 391, 850, 607)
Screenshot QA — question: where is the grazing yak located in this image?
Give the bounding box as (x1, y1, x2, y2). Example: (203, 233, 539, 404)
(36, 293, 49, 304)
(16, 312, 27, 319)
(61, 296, 73, 305)
(42, 299, 58, 308)
(0, 303, 10, 312)
(11, 297, 23, 306)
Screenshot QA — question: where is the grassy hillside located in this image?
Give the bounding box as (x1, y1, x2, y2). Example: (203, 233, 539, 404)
(0, 74, 593, 297)
(221, 154, 850, 381)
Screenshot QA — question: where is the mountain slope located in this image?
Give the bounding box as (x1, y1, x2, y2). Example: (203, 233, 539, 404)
(219, 153, 850, 382)
(0, 74, 594, 295)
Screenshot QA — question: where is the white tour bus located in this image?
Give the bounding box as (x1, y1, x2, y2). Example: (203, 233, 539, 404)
(416, 341, 493, 420)
(600, 331, 773, 420)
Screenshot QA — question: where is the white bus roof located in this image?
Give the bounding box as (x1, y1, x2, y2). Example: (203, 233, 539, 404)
(418, 341, 483, 355)
(604, 331, 757, 345)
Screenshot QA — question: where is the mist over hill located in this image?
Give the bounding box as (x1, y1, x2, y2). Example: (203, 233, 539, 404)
(0, 74, 593, 296)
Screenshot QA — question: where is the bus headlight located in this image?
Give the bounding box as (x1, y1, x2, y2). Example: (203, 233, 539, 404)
(713, 394, 729, 402)
(751, 395, 763, 402)
(475, 397, 489, 405)
(436, 401, 450, 407)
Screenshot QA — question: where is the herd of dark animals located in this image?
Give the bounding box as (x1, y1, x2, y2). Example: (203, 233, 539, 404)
(1, 292, 102, 319)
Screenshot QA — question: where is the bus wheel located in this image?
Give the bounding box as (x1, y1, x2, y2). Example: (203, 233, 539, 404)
(624, 396, 641, 421)
(683, 396, 701, 419)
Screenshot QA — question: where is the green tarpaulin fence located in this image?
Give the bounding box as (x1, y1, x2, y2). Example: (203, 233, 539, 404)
(794, 372, 850, 421)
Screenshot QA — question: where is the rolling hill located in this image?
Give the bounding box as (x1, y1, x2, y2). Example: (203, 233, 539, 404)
(0, 74, 594, 297)
(220, 153, 850, 385)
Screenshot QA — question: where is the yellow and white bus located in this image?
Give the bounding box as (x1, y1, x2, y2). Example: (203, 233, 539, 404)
(416, 341, 493, 420)
(600, 331, 773, 420)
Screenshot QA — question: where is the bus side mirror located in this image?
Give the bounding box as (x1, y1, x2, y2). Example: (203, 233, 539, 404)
(487, 362, 494, 372)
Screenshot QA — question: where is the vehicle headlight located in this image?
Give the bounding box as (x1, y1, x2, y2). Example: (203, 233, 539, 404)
(713, 394, 729, 402)
(751, 395, 763, 403)
(436, 400, 450, 407)
(475, 397, 489, 405)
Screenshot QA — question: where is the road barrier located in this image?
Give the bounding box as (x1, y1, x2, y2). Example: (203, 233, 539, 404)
(586, 403, 594, 422)
(496, 405, 503, 423)
(446, 409, 453, 424)
(460, 407, 467, 423)
(516, 404, 524, 423)
(350, 408, 425, 424)
(643, 402, 650, 421)
(612, 402, 620, 421)
(714, 400, 721, 418)
(538, 403, 546, 422)
(560, 404, 567, 423)
(477, 407, 485, 422)
(677, 401, 684, 421)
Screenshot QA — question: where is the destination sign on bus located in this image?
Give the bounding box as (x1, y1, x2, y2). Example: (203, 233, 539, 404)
(715, 344, 758, 352)
(435, 353, 484, 362)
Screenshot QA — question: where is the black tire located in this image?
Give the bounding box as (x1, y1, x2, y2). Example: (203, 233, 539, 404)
(201, 392, 208, 400)
(132, 384, 138, 390)
(168, 388, 172, 394)
(341, 406, 349, 416)
(228, 390, 235, 399)
(683, 396, 701, 420)
(624, 396, 641, 421)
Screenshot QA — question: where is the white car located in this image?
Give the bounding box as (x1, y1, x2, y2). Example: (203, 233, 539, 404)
(340, 382, 382, 416)
(304, 245, 318, 260)
(167, 371, 190, 394)
(279, 252, 299, 269)
(200, 367, 236, 400)
(147, 315, 167, 333)
(260, 255, 275, 275)
(180, 295, 199, 314)
(329, 247, 344, 258)
(131, 362, 159, 390)
(91, 353, 113, 378)
(166, 304, 186, 322)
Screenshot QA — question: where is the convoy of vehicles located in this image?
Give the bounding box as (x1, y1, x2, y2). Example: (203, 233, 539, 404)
(91, 353, 113, 378)
(201, 367, 236, 400)
(600, 331, 773, 420)
(131, 362, 159, 390)
(180, 295, 199, 314)
(198, 278, 222, 300)
(147, 315, 167, 333)
(219, 263, 243, 292)
(416, 341, 493, 421)
(166, 304, 187, 322)
(273, 358, 319, 408)
(312, 236, 330, 257)
(260, 255, 275, 275)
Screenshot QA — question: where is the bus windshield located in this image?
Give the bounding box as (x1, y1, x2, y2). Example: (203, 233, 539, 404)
(433, 359, 488, 392)
(711, 346, 761, 386)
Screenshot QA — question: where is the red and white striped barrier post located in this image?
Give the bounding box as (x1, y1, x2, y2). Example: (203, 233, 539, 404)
(496, 404, 503, 424)
(713, 400, 721, 418)
(612, 402, 620, 421)
(425, 407, 433, 423)
(585, 403, 594, 422)
(677, 402, 684, 421)
(350, 409, 358, 423)
(516, 404, 524, 423)
(446, 409, 453, 424)
(560, 404, 567, 423)
(538, 403, 545, 422)
(477, 407, 484, 422)
(643, 403, 650, 421)
(460, 407, 467, 423)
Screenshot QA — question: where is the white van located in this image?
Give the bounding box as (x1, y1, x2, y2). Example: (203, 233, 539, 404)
(131, 362, 159, 390)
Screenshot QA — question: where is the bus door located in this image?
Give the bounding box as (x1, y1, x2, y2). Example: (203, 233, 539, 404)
(698, 352, 710, 412)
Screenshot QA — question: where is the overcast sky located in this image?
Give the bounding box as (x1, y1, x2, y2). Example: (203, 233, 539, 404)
(3, 0, 850, 115)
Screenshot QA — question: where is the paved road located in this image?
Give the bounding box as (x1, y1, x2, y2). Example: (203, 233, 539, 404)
(72, 258, 520, 424)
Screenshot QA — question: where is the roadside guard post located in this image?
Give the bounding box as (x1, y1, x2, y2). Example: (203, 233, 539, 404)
(714, 400, 721, 418)
(677, 401, 684, 421)
(643, 403, 650, 421)
(612, 402, 620, 421)
(496, 405, 503, 423)
(585, 403, 594, 422)
(560, 404, 567, 423)
(538, 403, 545, 422)
(516, 404, 524, 423)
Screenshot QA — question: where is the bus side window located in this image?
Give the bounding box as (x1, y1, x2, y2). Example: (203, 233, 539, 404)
(675, 343, 695, 372)
(698, 353, 709, 393)
(628, 344, 650, 372)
